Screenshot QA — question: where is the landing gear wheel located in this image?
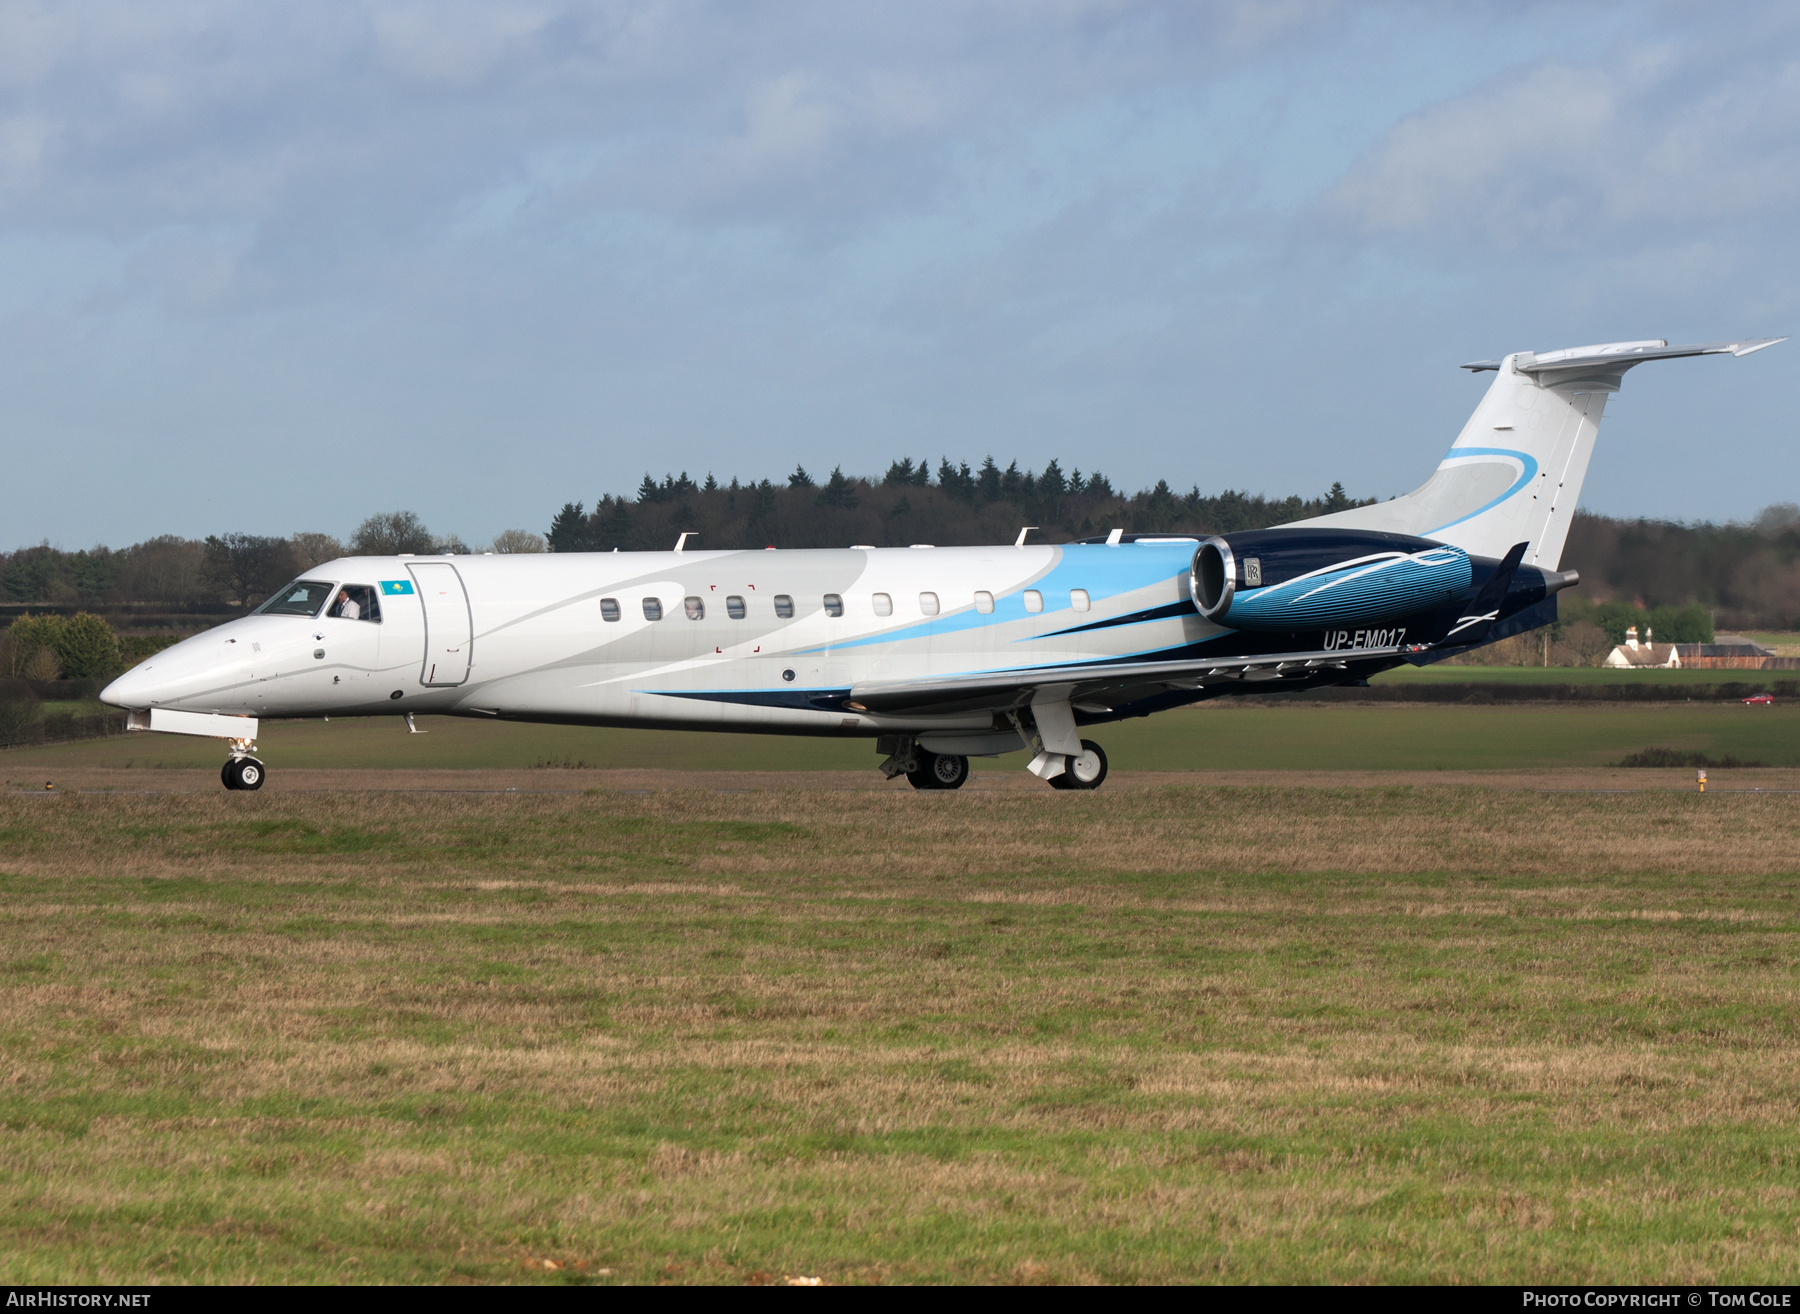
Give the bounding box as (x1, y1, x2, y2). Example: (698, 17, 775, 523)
(1049, 740, 1107, 791)
(906, 752, 969, 791)
(224, 757, 265, 791)
(221, 760, 239, 790)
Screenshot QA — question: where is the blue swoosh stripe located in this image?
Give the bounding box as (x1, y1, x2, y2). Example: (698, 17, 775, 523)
(1422, 447, 1539, 536)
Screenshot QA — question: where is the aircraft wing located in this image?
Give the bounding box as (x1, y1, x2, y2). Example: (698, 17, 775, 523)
(844, 647, 1393, 717)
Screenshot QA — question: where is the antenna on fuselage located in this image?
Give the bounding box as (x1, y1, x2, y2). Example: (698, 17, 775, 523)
(1015, 526, 1037, 547)
(674, 532, 695, 552)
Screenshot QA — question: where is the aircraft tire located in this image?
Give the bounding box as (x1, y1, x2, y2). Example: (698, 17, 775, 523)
(930, 753, 969, 790)
(227, 757, 265, 791)
(1049, 741, 1108, 791)
(221, 760, 239, 791)
(906, 753, 968, 791)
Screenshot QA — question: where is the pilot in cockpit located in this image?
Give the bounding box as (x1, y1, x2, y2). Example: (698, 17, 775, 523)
(329, 586, 380, 622)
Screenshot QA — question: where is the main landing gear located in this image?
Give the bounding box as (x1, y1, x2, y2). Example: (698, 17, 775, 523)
(875, 735, 1109, 791)
(221, 737, 265, 791)
(877, 737, 970, 790)
(908, 751, 970, 791)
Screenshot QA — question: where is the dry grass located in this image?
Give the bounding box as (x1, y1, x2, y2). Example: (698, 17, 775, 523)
(2, 781, 1799, 1283)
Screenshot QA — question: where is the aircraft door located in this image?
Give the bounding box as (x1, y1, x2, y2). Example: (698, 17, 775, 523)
(410, 562, 473, 686)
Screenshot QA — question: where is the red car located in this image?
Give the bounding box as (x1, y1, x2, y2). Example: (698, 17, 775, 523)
(1744, 693, 1775, 705)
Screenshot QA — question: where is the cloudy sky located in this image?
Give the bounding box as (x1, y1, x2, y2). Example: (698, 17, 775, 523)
(3, 0, 1796, 548)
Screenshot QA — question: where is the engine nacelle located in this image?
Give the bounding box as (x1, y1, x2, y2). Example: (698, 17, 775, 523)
(1191, 529, 1472, 632)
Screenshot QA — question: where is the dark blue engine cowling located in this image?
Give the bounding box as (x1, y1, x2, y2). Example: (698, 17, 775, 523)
(1191, 528, 1472, 631)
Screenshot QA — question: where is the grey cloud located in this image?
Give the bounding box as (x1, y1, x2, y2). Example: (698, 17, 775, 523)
(2, 1, 1796, 548)
(1324, 26, 1800, 245)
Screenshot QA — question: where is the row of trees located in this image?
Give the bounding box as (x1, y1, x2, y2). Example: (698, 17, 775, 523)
(7, 460, 1800, 629)
(549, 457, 1376, 554)
(0, 514, 546, 610)
(1560, 505, 1800, 633)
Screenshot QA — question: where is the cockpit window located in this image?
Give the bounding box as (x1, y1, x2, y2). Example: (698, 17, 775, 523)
(328, 585, 381, 623)
(257, 580, 336, 618)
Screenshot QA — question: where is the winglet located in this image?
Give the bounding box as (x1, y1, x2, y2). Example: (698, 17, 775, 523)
(1436, 541, 1528, 648)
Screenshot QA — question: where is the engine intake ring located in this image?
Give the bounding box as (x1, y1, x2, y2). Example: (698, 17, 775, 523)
(1192, 537, 1235, 620)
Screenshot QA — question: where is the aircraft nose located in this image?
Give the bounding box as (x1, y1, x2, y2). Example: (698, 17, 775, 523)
(100, 667, 154, 710)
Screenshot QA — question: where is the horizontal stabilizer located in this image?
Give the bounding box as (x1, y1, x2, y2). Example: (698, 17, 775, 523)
(1288, 333, 1785, 569)
(1462, 337, 1785, 375)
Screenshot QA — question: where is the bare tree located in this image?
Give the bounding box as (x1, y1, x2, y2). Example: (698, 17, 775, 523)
(349, 511, 436, 556)
(491, 529, 546, 553)
(290, 532, 345, 569)
(203, 535, 298, 609)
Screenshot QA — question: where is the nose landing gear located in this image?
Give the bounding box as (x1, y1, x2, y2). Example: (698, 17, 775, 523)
(1046, 740, 1108, 791)
(221, 736, 265, 791)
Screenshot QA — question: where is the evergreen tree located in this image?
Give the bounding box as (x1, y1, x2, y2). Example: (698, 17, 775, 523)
(789, 465, 815, 489)
(976, 456, 1001, 502)
(752, 480, 778, 518)
(1038, 459, 1067, 497)
(546, 502, 588, 552)
(818, 467, 859, 509)
(589, 497, 633, 550)
(56, 612, 120, 678)
(883, 458, 916, 487)
(938, 459, 975, 503)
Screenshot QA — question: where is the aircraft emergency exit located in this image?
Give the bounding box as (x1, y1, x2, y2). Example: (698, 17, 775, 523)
(101, 336, 1784, 791)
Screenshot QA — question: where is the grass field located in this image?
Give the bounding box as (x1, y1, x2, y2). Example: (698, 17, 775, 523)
(1371, 664, 1793, 687)
(3, 780, 1800, 1284)
(4, 699, 1797, 776)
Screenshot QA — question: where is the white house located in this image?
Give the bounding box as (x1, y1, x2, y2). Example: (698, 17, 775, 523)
(1604, 625, 1681, 669)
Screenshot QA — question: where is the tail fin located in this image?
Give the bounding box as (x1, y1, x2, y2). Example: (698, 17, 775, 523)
(1287, 337, 1784, 569)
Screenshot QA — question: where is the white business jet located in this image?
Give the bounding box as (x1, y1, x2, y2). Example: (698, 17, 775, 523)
(103, 337, 1783, 791)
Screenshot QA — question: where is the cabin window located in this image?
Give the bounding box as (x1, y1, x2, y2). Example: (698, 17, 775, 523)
(726, 595, 747, 620)
(1070, 589, 1090, 612)
(872, 593, 893, 617)
(600, 597, 621, 622)
(974, 591, 994, 614)
(919, 592, 939, 616)
(684, 596, 704, 620)
(642, 597, 663, 621)
(329, 585, 381, 623)
(823, 593, 844, 617)
(1024, 590, 1043, 613)
(774, 594, 795, 618)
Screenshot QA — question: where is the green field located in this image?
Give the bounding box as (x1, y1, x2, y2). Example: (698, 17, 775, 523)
(1370, 663, 1792, 687)
(3, 783, 1800, 1283)
(5, 700, 1797, 776)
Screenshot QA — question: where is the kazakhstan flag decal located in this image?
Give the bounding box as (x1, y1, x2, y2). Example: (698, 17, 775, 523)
(380, 580, 415, 596)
